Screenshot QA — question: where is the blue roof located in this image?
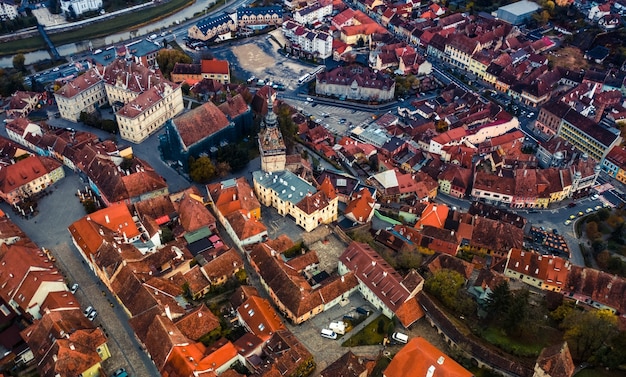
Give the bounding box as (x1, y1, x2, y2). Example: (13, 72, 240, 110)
(252, 170, 316, 205)
(195, 13, 233, 34)
(237, 6, 282, 16)
(126, 39, 161, 57)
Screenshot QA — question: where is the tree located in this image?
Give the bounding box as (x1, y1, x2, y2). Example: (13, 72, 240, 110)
(217, 144, 248, 171)
(503, 288, 529, 336)
(562, 309, 618, 362)
(189, 156, 216, 183)
(13, 53, 25, 71)
(156, 49, 193, 80)
(181, 83, 191, 96)
(485, 280, 511, 319)
(396, 249, 423, 270)
(215, 161, 231, 178)
(425, 269, 465, 309)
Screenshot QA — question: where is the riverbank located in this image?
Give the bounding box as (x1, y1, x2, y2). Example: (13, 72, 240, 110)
(0, 0, 195, 57)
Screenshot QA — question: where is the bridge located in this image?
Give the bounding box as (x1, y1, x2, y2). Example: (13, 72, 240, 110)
(37, 24, 61, 61)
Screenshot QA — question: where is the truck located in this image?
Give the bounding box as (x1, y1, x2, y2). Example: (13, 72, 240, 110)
(329, 321, 346, 335)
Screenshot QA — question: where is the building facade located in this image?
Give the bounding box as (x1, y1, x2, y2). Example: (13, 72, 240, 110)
(315, 65, 395, 102)
(116, 83, 184, 143)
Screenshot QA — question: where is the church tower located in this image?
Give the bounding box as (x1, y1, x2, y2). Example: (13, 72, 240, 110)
(258, 96, 286, 172)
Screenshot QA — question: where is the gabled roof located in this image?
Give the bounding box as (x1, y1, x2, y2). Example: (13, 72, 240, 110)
(345, 187, 376, 223)
(201, 248, 243, 283)
(174, 304, 220, 342)
(339, 242, 422, 314)
(172, 101, 231, 148)
(237, 295, 285, 341)
(201, 59, 229, 74)
(535, 342, 575, 377)
(384, 337, 473, 377)
(0, 155, 62, 194)
(415, 203, 449, 229)
(176, 194, 216, 232)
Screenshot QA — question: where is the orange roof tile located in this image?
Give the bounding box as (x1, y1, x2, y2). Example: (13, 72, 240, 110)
(345, 188, 375, 223)
(415, 203, 449, 229)
(196, 340, 239, 371)
(237, 295, 286, 342)
(384, 337, 473, 377)
(201, 59, 230, 75)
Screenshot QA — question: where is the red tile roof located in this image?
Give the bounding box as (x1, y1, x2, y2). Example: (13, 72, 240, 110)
(384, 337, 473, 377)
(201, 59, 230, 75)
(344, 188, 376, 223)
(174, 304, 220, 341)
(339, 242, 423, 315)
(0, 155, 62, 195)
(237, 295, 286, 342)
(172, 101, 230, 148)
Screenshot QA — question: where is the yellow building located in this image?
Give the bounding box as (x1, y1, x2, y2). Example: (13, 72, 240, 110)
(252, 170, 338, 232)
(116, 82, 184, 143)
(54, 68, 107, 122)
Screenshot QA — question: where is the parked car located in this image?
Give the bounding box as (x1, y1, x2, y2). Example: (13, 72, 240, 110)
(392, 332, 409, 344)
(568, 202, 577, 208)
(83, 306, 94, 316)
(591, 194, 599, 200)
(70, 283, 79, 294)
(113, 368, 128, 377)
(564, 220, 572, 225)
(87, 310, 98, 321)
(320, 328, 337, 339)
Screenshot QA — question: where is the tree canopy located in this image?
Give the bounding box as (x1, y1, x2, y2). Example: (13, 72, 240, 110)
(189, 156, 216, 183)
(562, 309, 619, 362)
(156, 49, 193, 80)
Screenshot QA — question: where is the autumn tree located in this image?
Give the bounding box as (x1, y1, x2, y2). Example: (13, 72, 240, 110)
(189, 156, 216, 183)
(13, 53, 25, 71)
(426, 269, 476, 316)
(562, 309, 618, 362)
(156, 49, 193, 80)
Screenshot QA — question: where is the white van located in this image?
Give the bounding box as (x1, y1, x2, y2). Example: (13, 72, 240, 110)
(391, 332, 408, 344)
(320, 328, 337, 339)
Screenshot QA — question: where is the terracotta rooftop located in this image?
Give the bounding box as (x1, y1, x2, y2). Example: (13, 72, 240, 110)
(534, 342, 575, 377)
(172, 101, 230, 148)
(339, 242, 422, 315)
(0, 155, 62, 195)
(201, 248, 243, 283)
(384, 337, 473, 377)
(174, 304, 220, 341)
(201, 59, 230, 74)
(237, 295, 285, 342)
(176, 194, 216, 232)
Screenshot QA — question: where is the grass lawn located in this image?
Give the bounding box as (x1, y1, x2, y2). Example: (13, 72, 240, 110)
(342, 315, 393, 347)
(50, 0, 194, 46)
(481, 326, 549, 358)
(547, 46, 590, 71)
(575, 368, 626, 377)
(0, 36, 47, 56)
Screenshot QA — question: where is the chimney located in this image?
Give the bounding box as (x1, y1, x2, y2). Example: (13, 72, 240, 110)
(105, 215, 110, 223)
(69, 344, 75, 350)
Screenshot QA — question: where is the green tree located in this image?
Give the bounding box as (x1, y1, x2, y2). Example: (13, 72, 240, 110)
(181, 83, 190, 96)
(396, 250, 423, 270)
(562, 309, 619, 362)
(189, 156, 216, 183)
(156, 49, 193, 80)
(504, 289, 529, 336)
(485, 280, 511, 319)
(424, 269, 465, 309)
(12, 53, 25, 72)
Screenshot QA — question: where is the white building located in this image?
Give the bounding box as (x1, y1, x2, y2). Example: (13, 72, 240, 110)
(60, 0, 103, 17)
(282, 20, 333, 59)
(293, 0, 332, 24)
(0, 0, 18, 20)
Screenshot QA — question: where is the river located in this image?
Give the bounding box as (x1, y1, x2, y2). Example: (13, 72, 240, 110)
(0, 0, 227, 68)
